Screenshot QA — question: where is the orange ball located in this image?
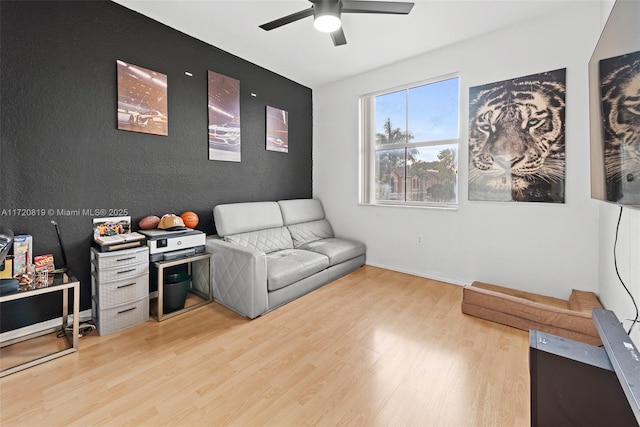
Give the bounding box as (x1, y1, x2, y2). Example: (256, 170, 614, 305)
(180, 211, 199, 228)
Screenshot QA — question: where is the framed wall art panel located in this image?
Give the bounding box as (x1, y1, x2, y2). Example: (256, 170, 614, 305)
(116, 60, 168, 136)
(208, 70, 240, 162)
(468, 69, 567, 203)
(266, 105, 288, 153)
(598, 50, 640, 206)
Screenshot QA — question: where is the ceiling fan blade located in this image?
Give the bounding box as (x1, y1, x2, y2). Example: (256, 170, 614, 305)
(259, 7, 314, 31)
(331, 27, 347, 46)
(341, 0, 414, 14)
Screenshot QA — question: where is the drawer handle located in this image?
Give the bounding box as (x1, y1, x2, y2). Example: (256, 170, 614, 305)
(116, 256, 136, 262)
(117, 283, 136, 289)
(117, 269, 136, 274)
(117, 307, 137, 315)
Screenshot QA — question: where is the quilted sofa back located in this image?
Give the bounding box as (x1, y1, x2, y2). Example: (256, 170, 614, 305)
(214, 201, 291, 254)
(278, 199, 334, 248)
(214, 201, 283, 236)
(225, 227, 294, 254)
(278, 199, 325, 225)
(213, 199, 335, 253)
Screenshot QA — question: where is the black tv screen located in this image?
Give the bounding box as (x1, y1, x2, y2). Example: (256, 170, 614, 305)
(589, 0, 640, 210)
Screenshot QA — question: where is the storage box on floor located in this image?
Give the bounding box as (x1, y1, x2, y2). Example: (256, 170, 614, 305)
(91, 246, 149, 335)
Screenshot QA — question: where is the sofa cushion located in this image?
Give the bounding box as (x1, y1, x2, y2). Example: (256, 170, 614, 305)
(266, 249, 330, 291)
(299, 238, 366, 267)
(225, 226, 293, 254)
(287, 219, 334, 247)
(214, 201, 283, 236)
(278, 199, 325, 225)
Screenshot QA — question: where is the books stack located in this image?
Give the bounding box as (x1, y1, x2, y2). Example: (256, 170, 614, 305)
(93, 216, 146, 252)
(94, 232, 145, 252)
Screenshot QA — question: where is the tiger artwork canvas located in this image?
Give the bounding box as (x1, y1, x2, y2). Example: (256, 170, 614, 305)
(599, 50, 640, 206)
(468, 69, 567, 202)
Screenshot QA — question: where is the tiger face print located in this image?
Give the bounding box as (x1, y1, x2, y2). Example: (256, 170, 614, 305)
(600, 53, 640, 202)
(469, 72, 566, 202)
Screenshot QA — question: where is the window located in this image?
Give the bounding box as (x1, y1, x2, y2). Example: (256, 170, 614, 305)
(360, 75, 459, 207)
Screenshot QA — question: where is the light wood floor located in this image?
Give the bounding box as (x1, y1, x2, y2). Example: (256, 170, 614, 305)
(0, 266, 530, 426)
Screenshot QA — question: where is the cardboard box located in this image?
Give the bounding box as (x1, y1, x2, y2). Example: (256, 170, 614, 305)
(0, 255, 13, 278)
(34, 254, 55, 272)
(13, 235, 32, 275)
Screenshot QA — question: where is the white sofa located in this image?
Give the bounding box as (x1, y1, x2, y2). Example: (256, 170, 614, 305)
(205, 199, 366, 318)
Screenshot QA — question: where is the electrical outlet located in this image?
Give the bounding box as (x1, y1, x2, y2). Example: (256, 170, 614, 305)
(417, 236, 423, 245)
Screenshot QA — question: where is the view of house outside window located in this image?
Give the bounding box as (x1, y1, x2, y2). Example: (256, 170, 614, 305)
(361, 75, 459, 207)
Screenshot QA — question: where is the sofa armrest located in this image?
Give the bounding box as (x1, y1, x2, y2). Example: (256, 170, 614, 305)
(206, 237, 268, 319)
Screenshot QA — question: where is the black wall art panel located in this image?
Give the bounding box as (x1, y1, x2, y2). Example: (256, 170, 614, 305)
(0, 1, 313, 332)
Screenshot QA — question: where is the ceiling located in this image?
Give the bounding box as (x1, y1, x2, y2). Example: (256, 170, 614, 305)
(113, 0, 576, 89)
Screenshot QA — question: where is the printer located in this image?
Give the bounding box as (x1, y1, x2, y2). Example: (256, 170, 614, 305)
(138, 228, 206, 262)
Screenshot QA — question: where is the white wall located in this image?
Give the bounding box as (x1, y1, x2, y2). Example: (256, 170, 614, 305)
(313, 2, 603, 298)
(599, 204, 640, 343)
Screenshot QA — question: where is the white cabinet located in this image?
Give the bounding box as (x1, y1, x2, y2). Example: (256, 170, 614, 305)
(91, 246, 149, 335)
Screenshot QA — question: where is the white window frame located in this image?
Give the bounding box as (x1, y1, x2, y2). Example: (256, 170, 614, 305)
(359, 73, 460, 209)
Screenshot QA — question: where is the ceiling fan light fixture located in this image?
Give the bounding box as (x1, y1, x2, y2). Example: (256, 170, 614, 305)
(259, 0, 415, 46)
(314, 14, 341, 33)
(313, 1, 341, 33)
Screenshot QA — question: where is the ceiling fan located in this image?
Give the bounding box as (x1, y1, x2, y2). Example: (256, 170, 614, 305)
(259, 0, 415, 46)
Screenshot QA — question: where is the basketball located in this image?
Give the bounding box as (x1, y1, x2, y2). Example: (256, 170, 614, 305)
(138, 215, 160, 230)
(180, 211, 199, 228)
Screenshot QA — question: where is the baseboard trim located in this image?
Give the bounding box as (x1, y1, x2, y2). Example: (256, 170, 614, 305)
(365, 261, 470, 287)
(0, 309, 92, 344)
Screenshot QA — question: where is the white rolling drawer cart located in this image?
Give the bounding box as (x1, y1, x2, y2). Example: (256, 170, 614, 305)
(91, 246, 149, 335)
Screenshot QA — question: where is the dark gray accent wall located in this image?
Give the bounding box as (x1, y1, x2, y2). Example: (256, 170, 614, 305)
(0, 1, 313, 332)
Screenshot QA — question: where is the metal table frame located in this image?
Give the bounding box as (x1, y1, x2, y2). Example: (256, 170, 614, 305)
(152, 253, 211, 321)
(0, 272, 79, 377)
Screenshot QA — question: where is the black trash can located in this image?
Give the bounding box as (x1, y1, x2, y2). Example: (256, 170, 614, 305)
(163, 272, 190, 314)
